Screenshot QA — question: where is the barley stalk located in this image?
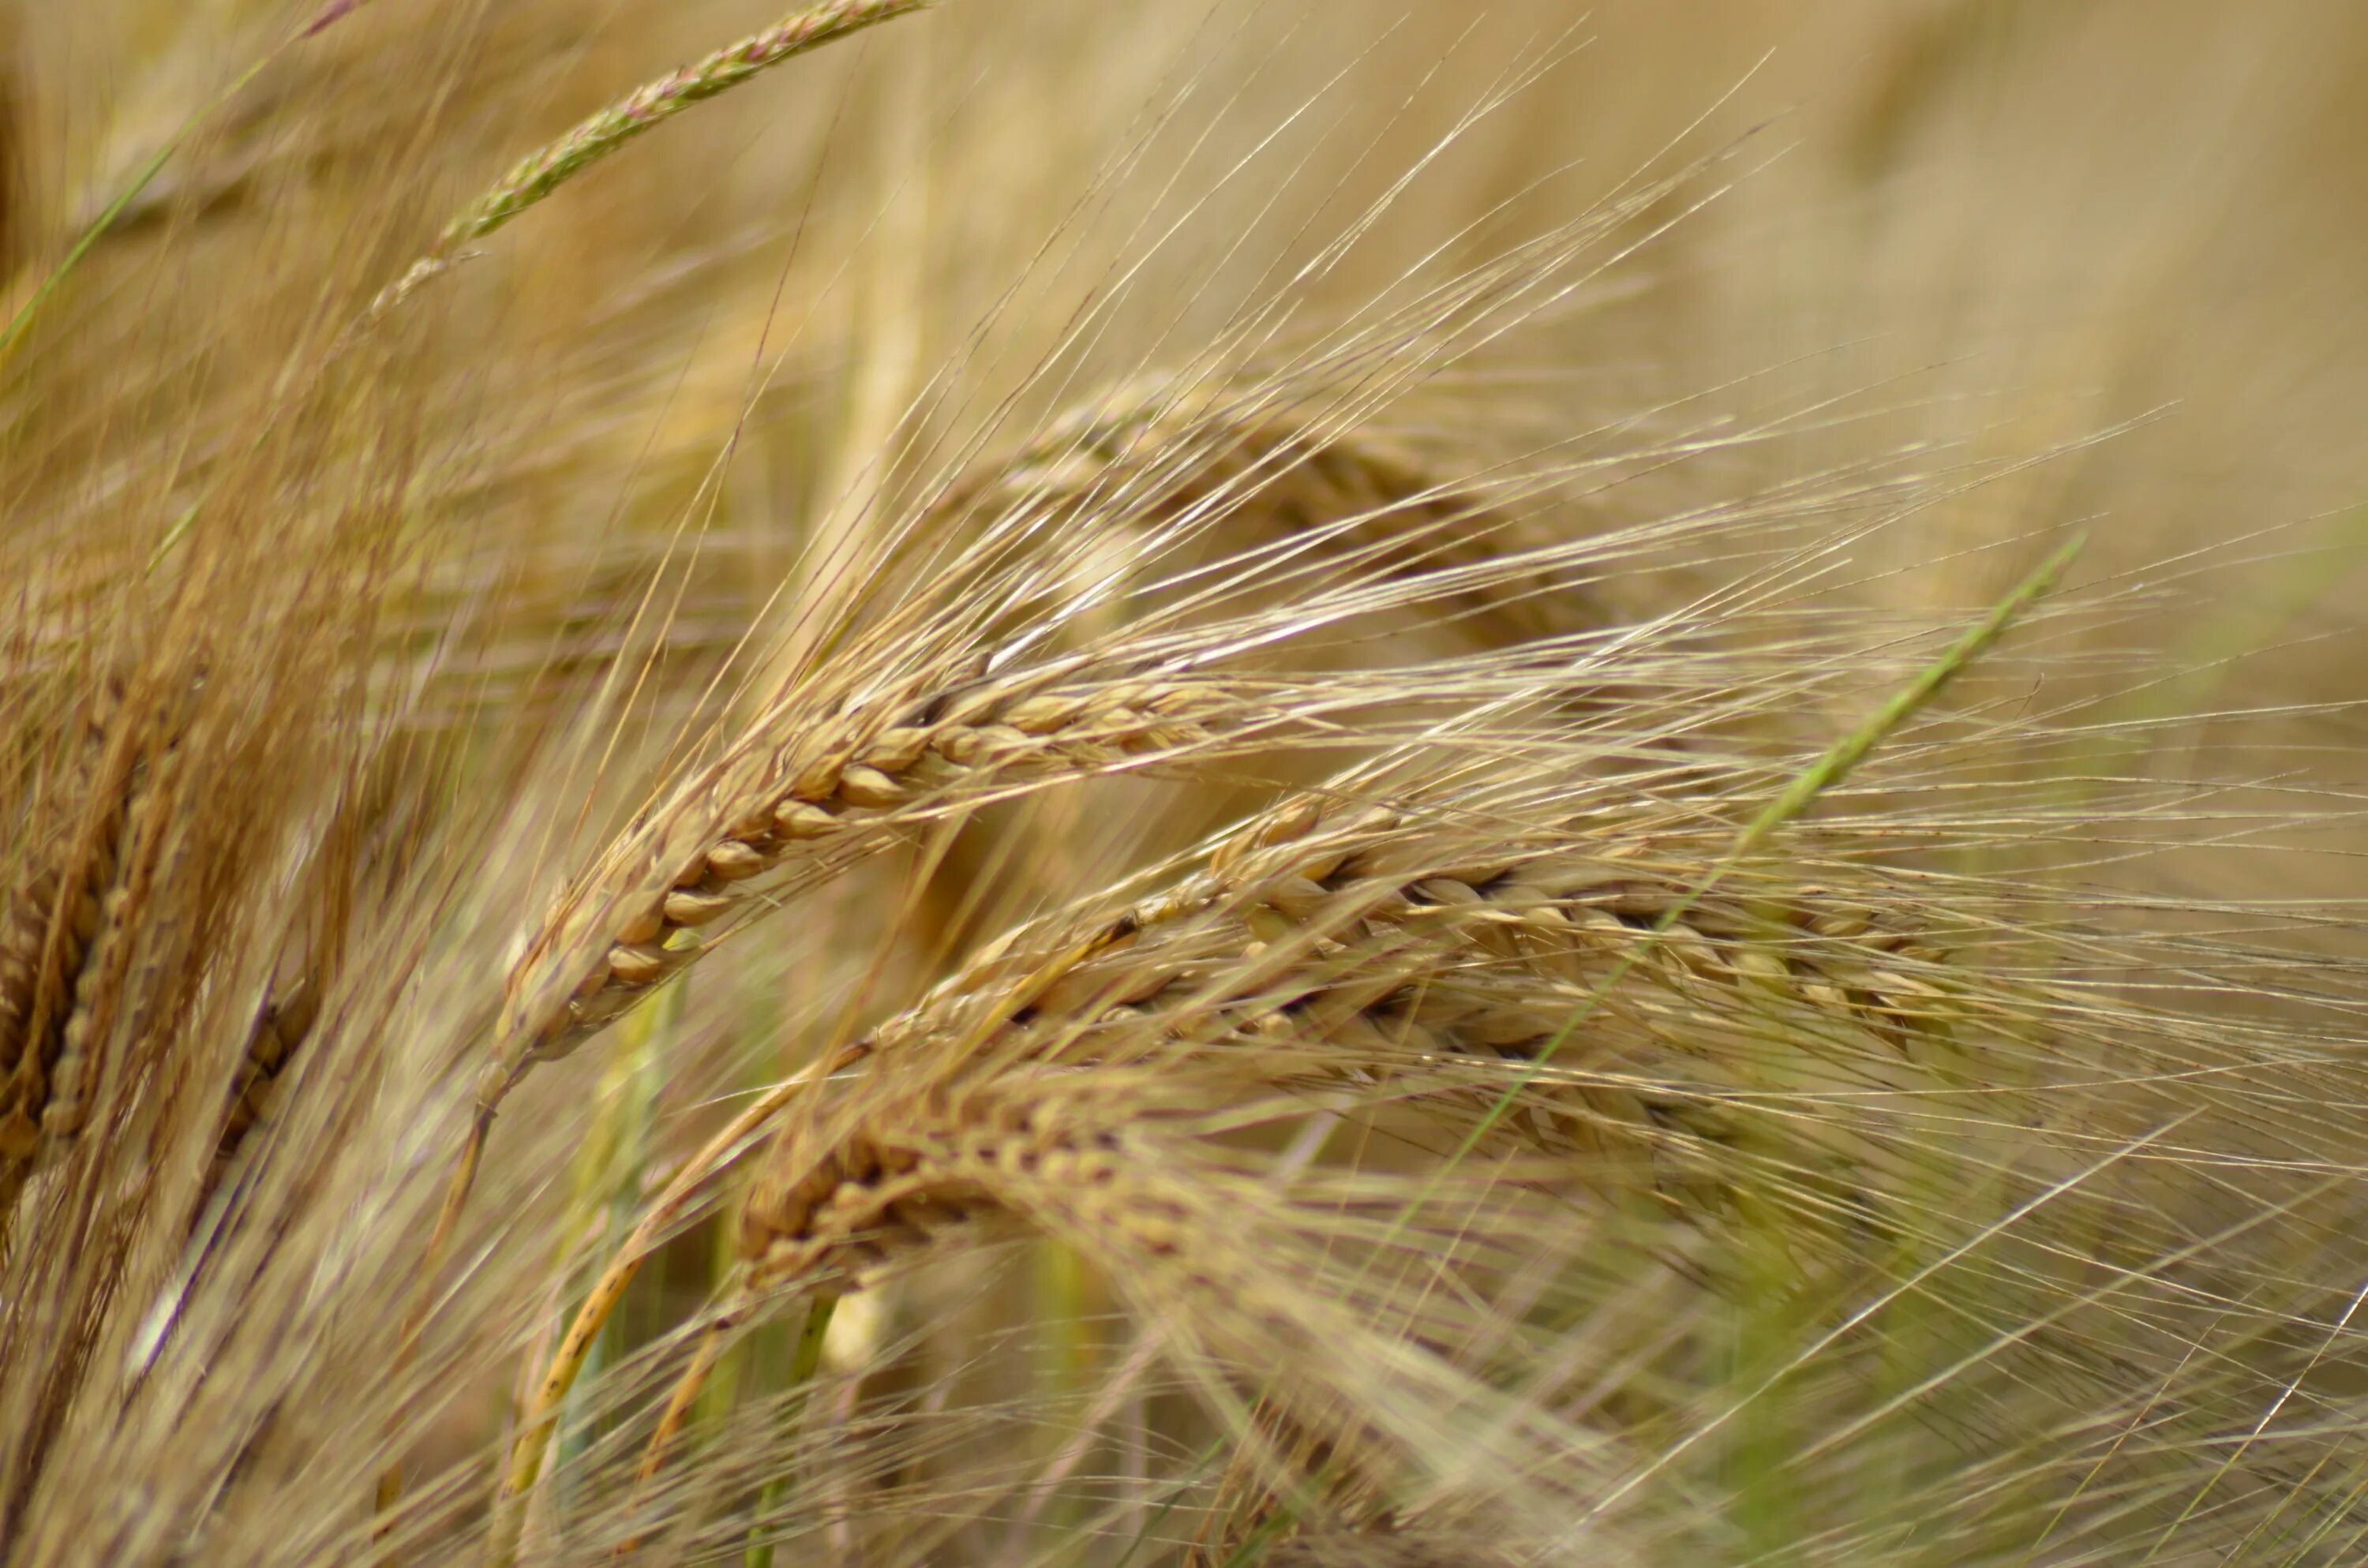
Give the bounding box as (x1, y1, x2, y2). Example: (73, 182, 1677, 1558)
(827, 781, 1975, 1169)
(513, 762, 1990, 1498)
(722, 1067, 1630, 1536)
(935, 374, 1584, 643)
(489, 343, 1635, 1115)
(541, 784, 1991, 1551)
(202, 976, 320, 1204)
(399, 662, 1268, 1453)
(369, 0, 935, 316)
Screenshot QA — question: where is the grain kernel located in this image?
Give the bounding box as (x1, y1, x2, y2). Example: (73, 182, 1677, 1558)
(835, 764, 909, 808)
(706, 840, 767, 882)
(774, 800, 839, 839)
(607, 943, 670, 986)
(663, 889, 733, 927)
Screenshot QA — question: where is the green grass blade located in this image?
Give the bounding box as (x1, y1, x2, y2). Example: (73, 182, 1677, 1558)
(0, 3, 374, 361)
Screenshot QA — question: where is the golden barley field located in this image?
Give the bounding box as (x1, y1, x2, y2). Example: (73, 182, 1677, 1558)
(4, 2, 2367, 1564)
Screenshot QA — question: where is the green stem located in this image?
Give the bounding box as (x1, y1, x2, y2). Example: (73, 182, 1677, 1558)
(1, 4, 373, 361)
(744, 1294, 840, 1568)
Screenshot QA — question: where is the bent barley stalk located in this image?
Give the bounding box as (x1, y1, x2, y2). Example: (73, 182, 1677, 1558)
(732, 1070, 1630, 1525)
(465, 670, 1310, 1536)
(831, 782, 1975, 1147)
(478, 1058, 845, 1555)
(934, 374, 1583, 643)
(585, 1068, 1626, 1561)
(493, 669, 1272, 1088)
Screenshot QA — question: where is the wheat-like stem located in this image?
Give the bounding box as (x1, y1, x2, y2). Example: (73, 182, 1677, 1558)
(523, 788, 1999, 1553)
(933, 373, 1585, 644)
(822, 779, 1978, 1171)
(200, 977, 320, 1207)
(415, 666, 1274, 1443)
(724, 1067, 1632, 1539)
(507, 760, 1995, 1516)
(369, 0, 934, 316)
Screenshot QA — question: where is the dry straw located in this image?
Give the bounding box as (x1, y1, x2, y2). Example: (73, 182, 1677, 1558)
(935, 373, 1584, 644)
(202, 978, 320, 1203)
(581, 1068, 1632, 1558)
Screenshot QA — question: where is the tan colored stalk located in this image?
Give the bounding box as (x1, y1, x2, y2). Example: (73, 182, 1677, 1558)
(493, 362, 1597, 1107)
(937, 375, 1578, 643)
(518, 781, 1975, 1520)
(202, 977, 320, 1201)
(397, 665, 1254, 1465)
(880, 369, 1588, 1008)
(717, 1066, 1628, 1540)
(827, 788, 1965, 1140)
(370, 0, 934, 316)
(570, 794, 1979, 1547)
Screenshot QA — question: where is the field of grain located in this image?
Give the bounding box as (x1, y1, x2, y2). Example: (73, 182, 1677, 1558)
(4, 4, 2367, 1564)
